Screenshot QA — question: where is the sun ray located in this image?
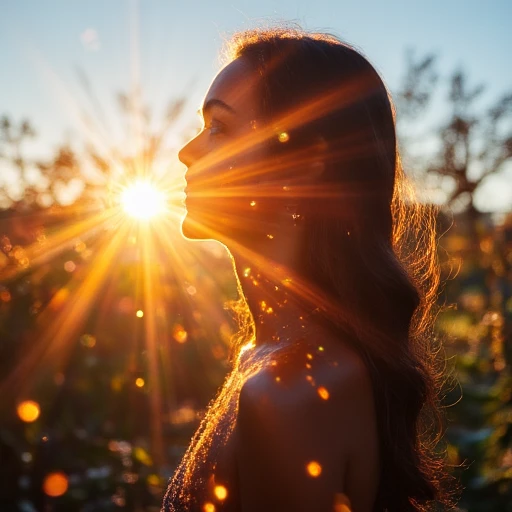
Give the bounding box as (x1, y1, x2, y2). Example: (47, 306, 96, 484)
(1, 221, 131, 399)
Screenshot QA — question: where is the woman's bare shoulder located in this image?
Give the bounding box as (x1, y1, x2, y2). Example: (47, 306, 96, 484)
(238, 332, 374, 430)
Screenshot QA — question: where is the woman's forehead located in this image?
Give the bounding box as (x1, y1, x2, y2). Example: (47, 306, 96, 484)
(203, 58, 260, 118)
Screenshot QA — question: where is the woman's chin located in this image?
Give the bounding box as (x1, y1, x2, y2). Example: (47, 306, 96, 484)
(181, 211, 211, 241)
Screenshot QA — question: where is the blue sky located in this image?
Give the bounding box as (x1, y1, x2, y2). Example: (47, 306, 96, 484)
(1, 0, 511, 211)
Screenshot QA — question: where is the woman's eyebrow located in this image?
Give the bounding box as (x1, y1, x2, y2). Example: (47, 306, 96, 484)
(200, 99, 237, 117)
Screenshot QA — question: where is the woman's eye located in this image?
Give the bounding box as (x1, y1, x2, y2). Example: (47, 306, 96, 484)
(206, 120, 225, 136)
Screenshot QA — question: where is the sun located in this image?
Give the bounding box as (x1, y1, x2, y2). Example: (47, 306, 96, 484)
(120, 179, 166, 220)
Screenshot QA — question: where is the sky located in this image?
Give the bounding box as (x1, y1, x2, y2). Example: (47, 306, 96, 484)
(1, 0, 511, 211)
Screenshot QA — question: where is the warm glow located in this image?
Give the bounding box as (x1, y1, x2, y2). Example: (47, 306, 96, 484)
(203, 503, 216, 512)
(135, 378, 145, 388)
(306, 460, 322, 477)
(214, 485, 228, 501)
(136, 309, 144, 318)
(121, 179, 165, 220)
(43, 472, 69, 497)
(17, 400, 40, 423)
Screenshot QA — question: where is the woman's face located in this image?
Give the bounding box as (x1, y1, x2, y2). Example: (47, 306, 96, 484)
(179, 57, 271, 245)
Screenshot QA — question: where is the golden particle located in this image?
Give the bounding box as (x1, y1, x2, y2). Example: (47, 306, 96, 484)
(173, 325, 188, 343)
(17, 401, 40, 423)
(203, 503, 216, 512)
(306, 353, 313, 360)
(243, 267, 251, 277)
(306, 461, 322, 477)
(43, 472, 68, 497)
(305, 363, 312, 369)
(214, 485, 228, 501)
(250, 201, 256, 207)
(275, 376, 281, 383)
(135, 378, 145, 388)
(317, 386, 330, 400)
(278, 132, 290, 143)
(318, 345, 324, 352)
(136, 310, 144, 318)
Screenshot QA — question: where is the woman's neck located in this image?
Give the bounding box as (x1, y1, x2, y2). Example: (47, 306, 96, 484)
(233, 256, 320, 345)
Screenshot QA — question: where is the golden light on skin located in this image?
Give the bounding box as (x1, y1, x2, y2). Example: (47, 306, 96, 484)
(136, 309, 144, 318)
(120, 179, 166, 220)
(43, 472, 69, 497)
(306, 461, 322, 477)
(317, 386, 330, 400)
(203, 503, 216, 512)
(17, 400, 40, 423)
(213, 485, 228, 501)
(135, 378, 145, 388)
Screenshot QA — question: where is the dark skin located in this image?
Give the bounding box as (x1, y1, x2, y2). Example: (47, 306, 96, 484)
(179, 57, 380, 512)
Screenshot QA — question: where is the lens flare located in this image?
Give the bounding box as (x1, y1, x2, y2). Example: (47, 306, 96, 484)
(121, 179, 165, 220)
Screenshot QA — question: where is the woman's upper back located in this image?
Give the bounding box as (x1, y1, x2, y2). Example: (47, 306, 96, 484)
(235, 334, 380, 512)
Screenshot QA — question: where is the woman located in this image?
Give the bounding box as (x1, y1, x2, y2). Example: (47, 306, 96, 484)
(162, 28, 455, 512)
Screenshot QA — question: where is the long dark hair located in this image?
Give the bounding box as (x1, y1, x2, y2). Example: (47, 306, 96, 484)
(225, 28, 457, 511)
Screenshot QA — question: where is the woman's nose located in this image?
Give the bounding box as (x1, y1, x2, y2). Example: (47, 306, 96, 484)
(178, 136, 200, 167)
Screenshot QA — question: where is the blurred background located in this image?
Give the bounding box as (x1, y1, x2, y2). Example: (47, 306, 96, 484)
(1, 1, 511, 510)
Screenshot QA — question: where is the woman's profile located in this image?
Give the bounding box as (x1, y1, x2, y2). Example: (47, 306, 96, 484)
(162, 27, 455, 512)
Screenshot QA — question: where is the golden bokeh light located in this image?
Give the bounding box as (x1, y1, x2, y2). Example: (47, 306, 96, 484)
(203, 502, 216, 512)
(43, 472, 69, 497)
(173, 324, 188, 343)
(213, 484, 228, 501)
(135, 378, 145, 388)
(306, 460, 322, 477)
(120, 179, 165, 220)
(17, 400, 40, 423)
(317, 386, 330, 400)
(136, 309, 144, 318)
